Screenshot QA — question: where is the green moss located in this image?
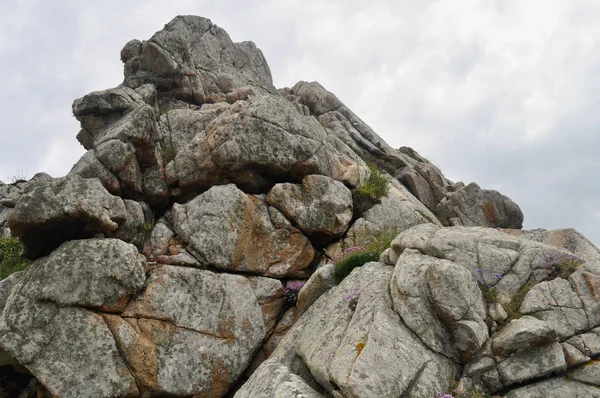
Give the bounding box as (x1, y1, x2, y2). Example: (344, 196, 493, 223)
(0, 237, 29, 279)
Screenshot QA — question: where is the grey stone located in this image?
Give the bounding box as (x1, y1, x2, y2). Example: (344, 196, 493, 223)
(172, 185, 315, 277)
(114, 265, 268, 396)
(296, 263, 336, 313)
(492, 316, 557, 356)
(13, 239, 145, 309)
(503, 376, 600, 398)
(562, 342, 590, 368)
(267, 175, 353, 240)
(436, 182, 524, 229)
(8, 175, 128, 258)
(497, 342, 566, 386)
(234, 359, 325, 398)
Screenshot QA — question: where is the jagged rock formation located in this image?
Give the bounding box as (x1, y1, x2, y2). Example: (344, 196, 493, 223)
(1, 15, 599, 398)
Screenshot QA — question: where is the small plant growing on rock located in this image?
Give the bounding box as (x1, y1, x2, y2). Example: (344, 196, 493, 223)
(140, 215, 155, 239)
(160, 142, 178, 164)
(332, 228, 398, 283)
(356, 164, 390, 201)
(541, 252, 582, 279)
(476, 269, 500, 303)
(506, 281, 535, 320)
(342, 288, 360, 311)
(284, 281, 305, 306)
(333, 247, 376, 283)
(0, 237, 29, 279)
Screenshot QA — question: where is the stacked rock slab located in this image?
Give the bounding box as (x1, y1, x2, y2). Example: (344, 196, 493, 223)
(1, 14, 599, 398)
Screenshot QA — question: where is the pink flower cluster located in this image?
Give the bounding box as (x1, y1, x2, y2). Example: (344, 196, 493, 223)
(284, 281, 305, 306)
(342, 287, 360, 311)
(329, 246, 364, 264)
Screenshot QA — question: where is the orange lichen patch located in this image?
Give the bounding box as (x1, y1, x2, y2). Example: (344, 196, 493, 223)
(210, 357, 232, 398)
(234, 195, 315, 277)
(583, 272, 600, 300)
(356, 342, 366, 357)
(98, 294, 132, 314)
(548, 231, 567, 250)
(218, 314, 237, 343)
(480, 202, 498, 224)
(103, 314, 160, 393)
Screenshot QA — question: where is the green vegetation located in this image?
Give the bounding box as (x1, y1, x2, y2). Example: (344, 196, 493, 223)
(478, 282, 499, 303)
(416, 209, 438, 225)
(332, 227, 398, 283)
(505, 281, 534, 320)
(140, 214, 156, 239)
(161, 142, 178, 164)
(0, 237, 29, 279)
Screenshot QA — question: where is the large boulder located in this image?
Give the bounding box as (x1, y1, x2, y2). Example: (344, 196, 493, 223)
(115, 265, 279, 396)
(7, 175, 129, 258)
(172, 184, 316, 277)
(436, 182, 524, 228)
(0, 239, 146, 398)
(267, 175, 353, 243)
(166, 94, 369, 193)
(122, 15, 276, 105)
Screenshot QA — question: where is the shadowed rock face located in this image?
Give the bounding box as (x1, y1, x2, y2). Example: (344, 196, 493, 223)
(2, 14, 598, 398)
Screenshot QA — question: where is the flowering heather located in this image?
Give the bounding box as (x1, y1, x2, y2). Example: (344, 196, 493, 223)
(284, 281, 305, 306)
(541, 252, 582, 279)
(328, 246, 364, 264)
(342, 288, 360, 311)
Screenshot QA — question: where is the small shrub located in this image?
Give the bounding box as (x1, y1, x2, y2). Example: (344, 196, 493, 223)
(355, 164, 389, 201)
(8, 170, 28, 184)
(0, 237, 29, 279)
(342, 288, 360, 311)
(541, 252, 582, 279)
(332, 228, 398, 283)
(334, 251, 377, 283)
(284, 281, 305, 306)
(140, 215, 155, 239)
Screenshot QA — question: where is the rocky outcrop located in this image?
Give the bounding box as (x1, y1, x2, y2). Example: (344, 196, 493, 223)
(1, 14, 598, 398)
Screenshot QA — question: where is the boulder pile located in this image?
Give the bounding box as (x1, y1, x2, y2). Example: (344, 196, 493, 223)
(1, 15, 599, 398)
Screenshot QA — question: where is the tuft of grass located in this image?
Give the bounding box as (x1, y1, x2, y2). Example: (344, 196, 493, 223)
(334, 251, 377, 283)
(160, 142, 178, 164)
(478, 282, 499, 303)
(416, 209, 438, 224)
(354, 164, 389, 201)
(0, 237, 29, 279)
(333, 227, 398, 283)
(505, 281, 534, 320)
(358, 151, 398, 176)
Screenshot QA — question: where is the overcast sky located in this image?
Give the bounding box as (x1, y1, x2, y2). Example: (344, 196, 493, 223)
(1, 0, 598, 246)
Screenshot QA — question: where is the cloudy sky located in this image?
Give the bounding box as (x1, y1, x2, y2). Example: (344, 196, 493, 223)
(1, 0, 598, 245)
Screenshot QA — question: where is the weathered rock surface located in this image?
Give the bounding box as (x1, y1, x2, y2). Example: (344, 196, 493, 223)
(0, 239, 145, 398)
(267, 175, 353, 242)
(166, 94, 369, 194)
(172, 184, 315, 277)
(7, 176, 128, 258)
(123, 15, 276, 105)
(113, 265, 276, 396)
(3, 13, 600, 398)
(436, 182, 524, 228)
